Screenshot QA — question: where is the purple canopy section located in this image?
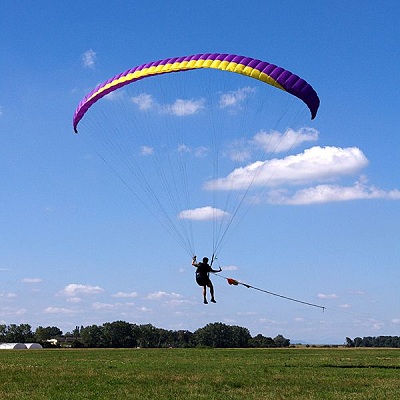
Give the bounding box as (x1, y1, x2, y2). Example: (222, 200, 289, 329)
(73, 53, 320, 132)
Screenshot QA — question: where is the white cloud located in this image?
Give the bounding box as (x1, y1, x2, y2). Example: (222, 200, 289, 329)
(176, 144, 190, 153)
(44, 307, 75, 314)
(162, 98, 205, 116)
(237, 311, 257, 316)
(391, 318, 400, 324)
(66, 297, 81, 303)
(258, 318, 279, 325)
(62, 283, 104, 297)
(205, 146, 368, 191)
(222, 265, 239, 271)
(112, 291, 138, 298)
(92, 302, 116, 310)
(268, 177, 400, 205)
(219, 87, 256, 109)
(165, 299, 192, 306)
(228, 148, 252, 163)
(140, 146, 154, 156)
(252, 127, 319, 153)
(178, 206, 230, 221)
(131, 93, 205, 116)
(372, 321, 384, 330)
(145, 291, 183, 300)
(21, 277, 42, 283)
(339, 303, 351, 309)
(0, 291, 17, 299)
(131, 93, 155, 110)
(226, 128, 318, 162)
(92, 301, 135, 311)
(194, 146, 209, 158)
(348, 290, 366, 295)
(0, 106, 3, 116)
(0, 306, 26, 315)
(104, 90, 124, 101)
(317, 293, 338, 299)
(82, 49, 96, 69)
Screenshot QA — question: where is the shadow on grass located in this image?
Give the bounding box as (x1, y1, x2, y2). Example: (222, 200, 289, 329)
(322, 364, 400, 369)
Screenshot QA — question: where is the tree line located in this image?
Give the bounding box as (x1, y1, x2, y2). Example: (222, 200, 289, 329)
(0, 322, 290, 348)
(346, 336, 400, 348)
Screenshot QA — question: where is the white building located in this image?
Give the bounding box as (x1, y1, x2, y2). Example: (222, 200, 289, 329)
(25, 343, 43, 349)
(0, 343, 27, 349)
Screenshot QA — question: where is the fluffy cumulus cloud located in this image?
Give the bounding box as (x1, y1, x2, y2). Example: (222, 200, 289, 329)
(145, 291, 183, 300)
(131, 93, 155, 110)
(62, 283, 104, 297)
(44, 307, 75, 314)
(226, 127, 319, 162)
(219, 86, 256, 109)
(252, 127, 319, 153)
(144, 291, 189, 307)
(162, 98, 205, 116)
(112, 291, 138, 298)
(131, 93, 205, 116)
(176, 144, 209, 158)
(317, 293, 338, 299)
(267, 176, 400, 205)
(82, 49, 96, 69)
(207, 127, 400, 206)
(104, 90, 124, 101)
(91, 301, 134, 311)
(205, 146, 368, 191)
(178, 206, 230, 221)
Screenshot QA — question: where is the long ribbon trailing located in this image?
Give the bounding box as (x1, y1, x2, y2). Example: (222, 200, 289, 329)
(215, 273, 325, 311)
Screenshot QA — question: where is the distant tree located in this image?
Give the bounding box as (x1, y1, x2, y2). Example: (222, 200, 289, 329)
(6, 324, 34, 343)
(80, 325, 104, 348)
(0, 324, 6, 341)
(194, 322, 251, 348)
(102, 321, 137, 348)
(230, 325, 252, 348)
(35, 326, 63, 342)
(0, 320, 296, 349)
(273, 334, 290, 347)
(175, 330, 194, 348)
(194, 322, 227, 347)
(72, 326, 81, 338)
(249, 334, 276, 348)
(362, 336, 373, 347)
(136, 324, 160, 348)
(348, 335, 400, 348)
(345, 337, 354, 347)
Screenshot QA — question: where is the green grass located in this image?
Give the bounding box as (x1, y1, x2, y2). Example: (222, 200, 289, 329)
(0, 348, 399, 399)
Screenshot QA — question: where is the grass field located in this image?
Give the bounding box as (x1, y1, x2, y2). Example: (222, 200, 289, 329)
(0, 347, 399, 399)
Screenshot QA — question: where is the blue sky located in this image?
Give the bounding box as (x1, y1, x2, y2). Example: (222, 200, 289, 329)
(1, 1, 399, 344)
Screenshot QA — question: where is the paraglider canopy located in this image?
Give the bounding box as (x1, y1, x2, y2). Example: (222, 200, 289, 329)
(73, 53, 319, 133)
(72, 52, 320, 258)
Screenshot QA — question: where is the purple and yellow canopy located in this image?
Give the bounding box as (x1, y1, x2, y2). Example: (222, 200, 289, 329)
(73, 53, 320, 133)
